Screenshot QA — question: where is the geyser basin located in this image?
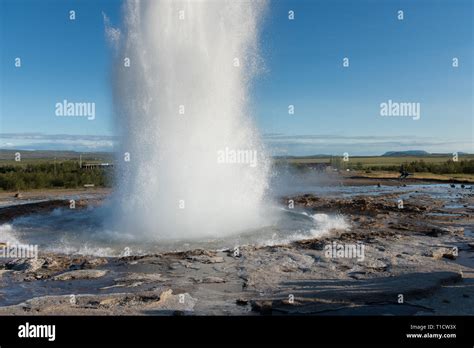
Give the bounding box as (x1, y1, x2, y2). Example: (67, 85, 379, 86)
(110, 0, 271, 240)
(1, 205, 348, 256)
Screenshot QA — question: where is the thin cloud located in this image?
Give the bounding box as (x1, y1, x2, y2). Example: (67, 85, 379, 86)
(0, 133, 118, 152)
(1, 133, 471, 155)
(262, 134, 473, 156)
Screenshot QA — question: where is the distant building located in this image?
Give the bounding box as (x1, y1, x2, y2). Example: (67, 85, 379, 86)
(81, 163, 114, 170)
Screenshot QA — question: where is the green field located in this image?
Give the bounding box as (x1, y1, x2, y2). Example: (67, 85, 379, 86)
(278, 154, 474, 167)
(0, 150, 114, 191)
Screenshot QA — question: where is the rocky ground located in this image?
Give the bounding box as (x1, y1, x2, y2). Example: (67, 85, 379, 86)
(0, 180, 473, 315)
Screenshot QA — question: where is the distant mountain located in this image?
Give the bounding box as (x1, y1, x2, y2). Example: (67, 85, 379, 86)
(382, 150, 430, 157)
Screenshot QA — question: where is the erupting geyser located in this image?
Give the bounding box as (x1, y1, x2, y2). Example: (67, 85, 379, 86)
(111, 0, 270, 240)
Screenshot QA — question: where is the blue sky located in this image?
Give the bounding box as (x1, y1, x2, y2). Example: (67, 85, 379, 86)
(0, 0, 472, 155)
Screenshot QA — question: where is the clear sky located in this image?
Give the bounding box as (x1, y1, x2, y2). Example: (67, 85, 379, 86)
(1, 0, 472, 155)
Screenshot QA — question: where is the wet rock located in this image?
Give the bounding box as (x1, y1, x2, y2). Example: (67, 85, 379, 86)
(364, 259, 388, 271)
(428, 226, 464, 237)
(236, 298, 249, 306)
(251, 300, 273, 314)
(101, 273, 168, 289)
(0, 269, 11, 278)
(53, 269, 108, 281)
(99, 298, 119, 306)
(173, 249, 225, 264)
(179, 261, 201, 269)
(151, 289, 196, 312)
(6, 258, 46, 272)
(431, 248, 458, 260)
(187, 255, 225, 264)
(192, 276, 226, 284)
(291, 194, 320, 207)
(203, 276, 225, 283)
(388, 223, 411, 231)
(347, 265, 367, 279)
(169, 262, 182, 270)
(6, 254, 108, 277)
(84, 258, 108, 268)
(68, 257, 108, 270)
(348, 271, 367, 280)
(116, 273, 165, 283)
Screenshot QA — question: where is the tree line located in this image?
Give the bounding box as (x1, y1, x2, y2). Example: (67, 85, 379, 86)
(0, 162, 112, 191)
(331, 158, 474, 174)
